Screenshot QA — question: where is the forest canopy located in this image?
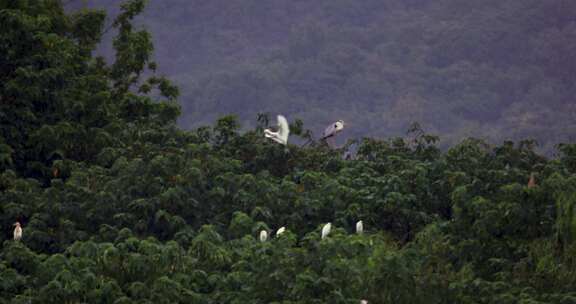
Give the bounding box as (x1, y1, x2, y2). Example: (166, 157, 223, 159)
(1, 1, 576, 303)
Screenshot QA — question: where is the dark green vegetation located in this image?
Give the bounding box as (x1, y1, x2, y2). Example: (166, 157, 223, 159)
(72, 0, 576, 154)
(2, 1, 576, 303)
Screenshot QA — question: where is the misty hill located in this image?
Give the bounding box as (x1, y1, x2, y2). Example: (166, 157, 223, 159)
(68, 0, 576, 153)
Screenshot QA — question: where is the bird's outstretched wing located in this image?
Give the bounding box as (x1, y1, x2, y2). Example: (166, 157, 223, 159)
(277, 115, 290, 144)
(264, 115, 290, 145)
(277, 115, 289, 137)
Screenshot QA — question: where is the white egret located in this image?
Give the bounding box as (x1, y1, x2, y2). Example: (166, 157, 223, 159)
(321, 120, 345, 140)
(276, 226, 286, 237)
(13, 222, 22, 241)
(264, 115, 290, 145)
(259, 230, 268, 242)
(321, 223, 332, 240)
(356, 220, 363, 234)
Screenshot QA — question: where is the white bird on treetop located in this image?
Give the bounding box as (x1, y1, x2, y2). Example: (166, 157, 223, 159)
(356, 220, 363, 234)
(276, 227, 286, 237)
(321, 223, 332, 240)
(13, 222, 22, 241)
(321, 120, 345, 140)
(264, 115, 290, 145)
(259, 230, 268, 242)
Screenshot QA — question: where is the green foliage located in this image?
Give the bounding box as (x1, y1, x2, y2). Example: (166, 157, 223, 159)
(557, 194, 576, 245)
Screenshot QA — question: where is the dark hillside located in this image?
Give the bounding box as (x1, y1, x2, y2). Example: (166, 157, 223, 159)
(66, 0, 576, 153)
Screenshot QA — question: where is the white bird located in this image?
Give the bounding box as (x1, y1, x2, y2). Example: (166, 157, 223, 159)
(264, 115, 290, 145)
(360, 300, 368, 304)
(321, 223, 332, 240)
(13, 222, 22, 241)
(259, 230, 268, 242)
(276, 226, 286, 237)
(356, 220, 363, 234)
(321, 120, 345, 140)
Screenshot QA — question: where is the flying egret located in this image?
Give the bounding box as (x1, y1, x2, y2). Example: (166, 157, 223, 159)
(259, 230, 268, 242)
(356, 220, 363, 234)
(264, 115, 290, 145)
(13, 222, 22, 241)
(321, 223, 332, 240)
(321, 120, 345, 140)
(276, 227, 286, 237)
(528, 172, 536, 188)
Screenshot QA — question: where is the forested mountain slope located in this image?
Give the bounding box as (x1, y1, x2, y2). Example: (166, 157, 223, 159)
(2, 1, 576, 303)
(68, 0, 576, 153)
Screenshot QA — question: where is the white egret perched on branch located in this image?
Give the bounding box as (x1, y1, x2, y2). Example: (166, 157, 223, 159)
(13, 222, 22, 241)
(356, 220, 363, 234)
(321, 223, 332, 240)
(276, 227, 286, 237)
(264, 115, 290, 145)
(259, 230, 268, 242)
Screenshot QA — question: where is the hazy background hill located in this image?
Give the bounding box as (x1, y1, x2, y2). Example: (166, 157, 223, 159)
(67, 0, 576, 153)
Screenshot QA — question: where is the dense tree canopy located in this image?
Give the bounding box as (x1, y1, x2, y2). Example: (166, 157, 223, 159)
(2, 1, 576, 303)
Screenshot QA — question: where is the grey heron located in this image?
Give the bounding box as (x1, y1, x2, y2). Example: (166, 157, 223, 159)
(321, 120, 345, 140)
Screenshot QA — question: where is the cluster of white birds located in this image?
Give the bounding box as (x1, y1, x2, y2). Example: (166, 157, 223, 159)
(259, 225, 287, 242)
(259, 220, 363, 242)
(6, 116, 357, 300)
(264, 116, 366, 302)
(264, 115, 345, 146)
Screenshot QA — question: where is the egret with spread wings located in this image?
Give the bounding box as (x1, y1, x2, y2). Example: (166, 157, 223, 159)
(264, 115, 290, 145)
